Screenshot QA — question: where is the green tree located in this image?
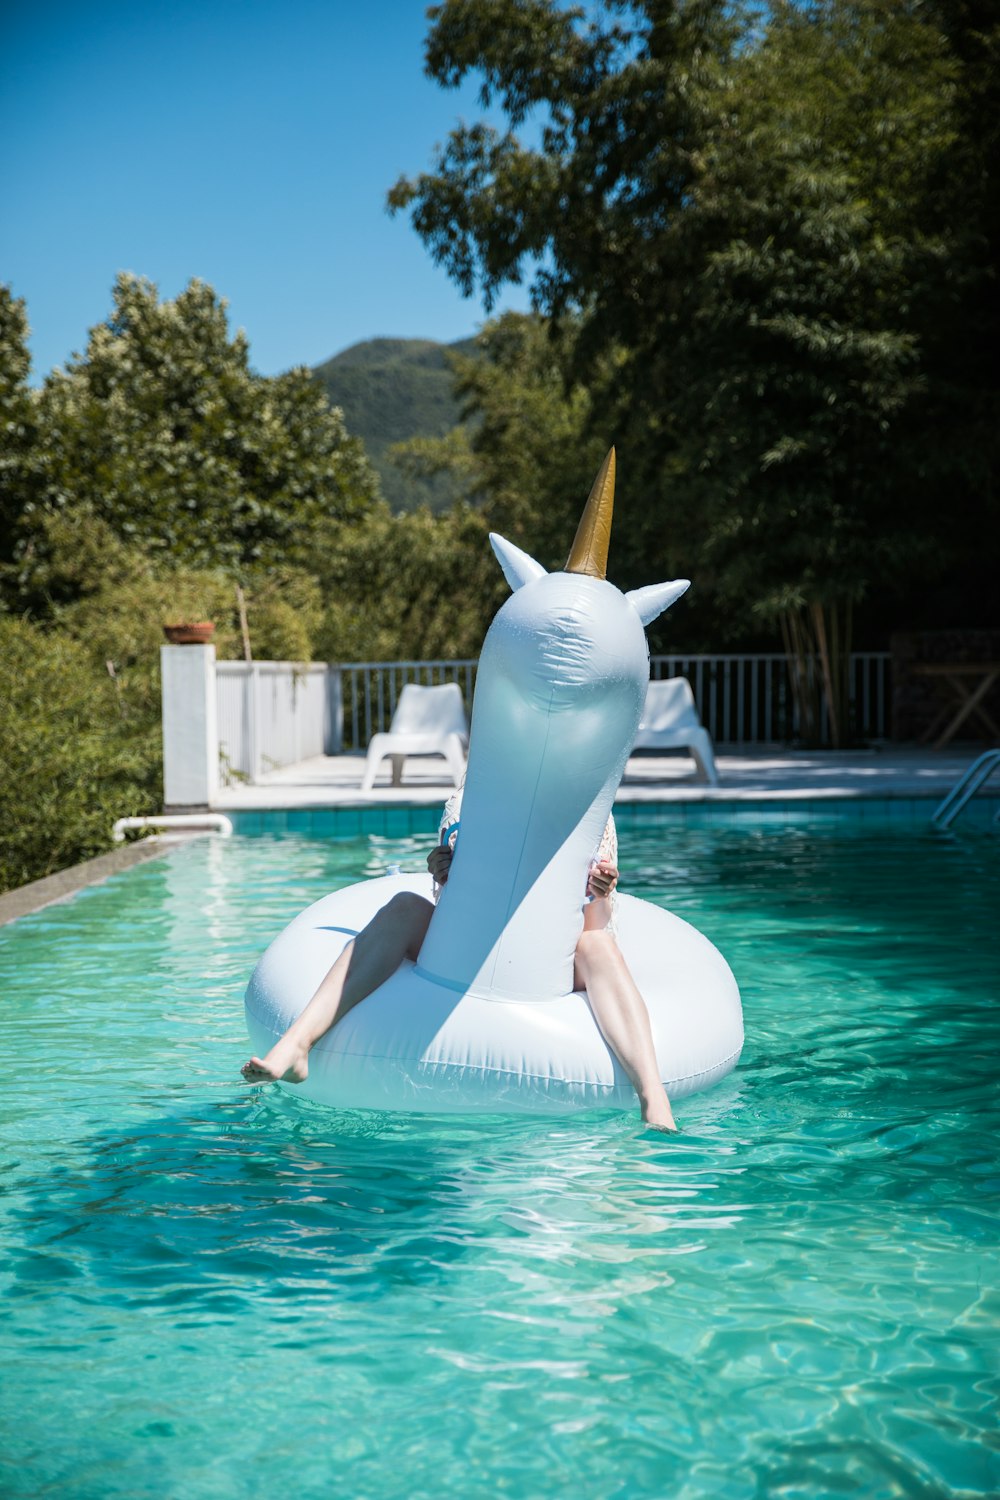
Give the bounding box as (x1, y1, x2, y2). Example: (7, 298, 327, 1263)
(317, 499, 505, 662)
(0, 286, 35, 565)
(0, 614, 160, 892)
(392, 0, 995, 740)
(4, 274, 381, 607)
(395, 310, 711, 646)
(648, 0, 963, 741)
(18, 503, 327, 672)
(909, 0, 1000, 628)
(390, 0, 738, 352)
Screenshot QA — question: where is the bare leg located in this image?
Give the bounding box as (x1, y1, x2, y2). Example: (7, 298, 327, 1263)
(574, 929, 677, 1131)
(241, 892, 434, 1084)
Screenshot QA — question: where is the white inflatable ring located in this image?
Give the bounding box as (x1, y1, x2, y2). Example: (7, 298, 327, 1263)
(245, 871, 742, 1112)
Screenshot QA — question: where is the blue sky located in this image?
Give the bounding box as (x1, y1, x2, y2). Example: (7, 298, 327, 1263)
(2, 0, 532, 383)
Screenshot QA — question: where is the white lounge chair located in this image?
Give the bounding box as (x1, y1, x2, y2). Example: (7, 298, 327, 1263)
(632, 677, 719, 785)
(360, 681, 469, 792)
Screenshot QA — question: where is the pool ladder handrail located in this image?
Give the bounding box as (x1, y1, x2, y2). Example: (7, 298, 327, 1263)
(931, 749, 1000, 829)
(112, 813, 234, 842)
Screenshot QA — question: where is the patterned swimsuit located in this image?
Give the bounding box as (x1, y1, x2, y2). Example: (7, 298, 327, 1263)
(434, 785, 618, 932)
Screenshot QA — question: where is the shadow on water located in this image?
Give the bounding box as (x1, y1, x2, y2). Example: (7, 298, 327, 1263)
(7, 1080, 750, 1318)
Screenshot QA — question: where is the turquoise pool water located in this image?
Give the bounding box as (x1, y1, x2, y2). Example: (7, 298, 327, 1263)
(1, 814, 997, 1499)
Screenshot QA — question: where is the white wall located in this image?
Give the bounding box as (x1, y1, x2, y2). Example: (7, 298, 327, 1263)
(161, 645, 219, 809)
(162, 656, 344, 802)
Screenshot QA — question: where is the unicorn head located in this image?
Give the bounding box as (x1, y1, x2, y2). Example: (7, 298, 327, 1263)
(486, 448, 689, 713)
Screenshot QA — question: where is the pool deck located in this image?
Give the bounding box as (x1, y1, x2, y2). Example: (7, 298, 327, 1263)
(0, 836, 189, 926)
(212, 746, 988, 811)
(3, 746, 993, 926)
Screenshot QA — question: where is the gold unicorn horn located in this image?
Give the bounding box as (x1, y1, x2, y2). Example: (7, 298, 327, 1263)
(565, 447, 615, 578)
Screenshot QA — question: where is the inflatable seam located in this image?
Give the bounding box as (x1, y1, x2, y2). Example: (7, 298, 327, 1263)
(667, 1046, 743, 1087)
(245, 1000, 742, 1089)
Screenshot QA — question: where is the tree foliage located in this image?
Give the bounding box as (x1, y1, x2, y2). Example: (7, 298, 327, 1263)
(391, 0, 1000, 738)
(317, 499, 505, 662)
(0, 614, 160, 892)
(4, 274, 381, 603)
(0, 275, 515, 892)
(0, 286, 35, 564)
(389, 0, 739, 348)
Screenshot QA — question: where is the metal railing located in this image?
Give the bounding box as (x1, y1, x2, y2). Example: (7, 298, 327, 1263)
(213, 652, 892, 781)
(336, 652, 892, 752)
(339, 660, 479, 753)
(931, 749, 1000, 829)
(648, 651, 890, 745)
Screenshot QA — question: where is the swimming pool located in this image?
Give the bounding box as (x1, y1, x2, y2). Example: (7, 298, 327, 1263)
(2, 811, 997, 1498)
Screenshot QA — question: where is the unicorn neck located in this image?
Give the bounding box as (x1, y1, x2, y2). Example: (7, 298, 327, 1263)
(417, 676, 640, 1001)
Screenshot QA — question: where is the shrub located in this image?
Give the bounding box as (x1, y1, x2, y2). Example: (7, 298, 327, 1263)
(0, 615, 161, 892)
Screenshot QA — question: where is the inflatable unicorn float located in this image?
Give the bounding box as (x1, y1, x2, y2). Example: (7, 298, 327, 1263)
(244, 451, 743, 1111)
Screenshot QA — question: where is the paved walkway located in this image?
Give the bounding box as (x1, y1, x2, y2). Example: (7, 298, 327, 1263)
(212, 746, 986, 811)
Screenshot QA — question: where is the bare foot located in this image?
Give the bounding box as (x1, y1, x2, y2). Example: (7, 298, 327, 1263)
(241, 1036, 309, 1084)
(640, 1090, 678, 1133)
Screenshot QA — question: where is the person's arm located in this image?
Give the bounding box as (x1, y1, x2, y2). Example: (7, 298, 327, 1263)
(583, 859, 618, 931)
(428, 844, 453, 887)
(583, 813, 618, 930)
(429, 810, 617, 914)
(430, 786, 462, 897)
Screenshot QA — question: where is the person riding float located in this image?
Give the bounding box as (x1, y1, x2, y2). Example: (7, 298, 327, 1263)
(241, 451, 743, 1119)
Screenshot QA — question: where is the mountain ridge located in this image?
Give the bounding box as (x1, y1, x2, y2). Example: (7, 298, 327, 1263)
(312, 335, 476, 512)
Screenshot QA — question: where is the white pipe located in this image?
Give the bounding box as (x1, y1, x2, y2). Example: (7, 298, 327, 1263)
(112, 814, 234, 843)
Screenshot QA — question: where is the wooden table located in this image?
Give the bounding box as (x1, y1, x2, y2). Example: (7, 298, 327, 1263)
(911, 662, 1000, 749)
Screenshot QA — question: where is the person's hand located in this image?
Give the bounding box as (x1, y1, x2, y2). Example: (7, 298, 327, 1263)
(428, 845, 454, 885)
(587, 860, 619, 900)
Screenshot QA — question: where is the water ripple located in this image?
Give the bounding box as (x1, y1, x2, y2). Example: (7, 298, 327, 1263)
(0, 822, 997, 1498)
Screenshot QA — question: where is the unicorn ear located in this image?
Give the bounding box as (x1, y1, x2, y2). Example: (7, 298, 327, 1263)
(490, 534, 548, 592)
(626, 579, 690, 626)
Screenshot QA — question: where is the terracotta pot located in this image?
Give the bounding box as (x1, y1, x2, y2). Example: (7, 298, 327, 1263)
(163, 621, 216, 645)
